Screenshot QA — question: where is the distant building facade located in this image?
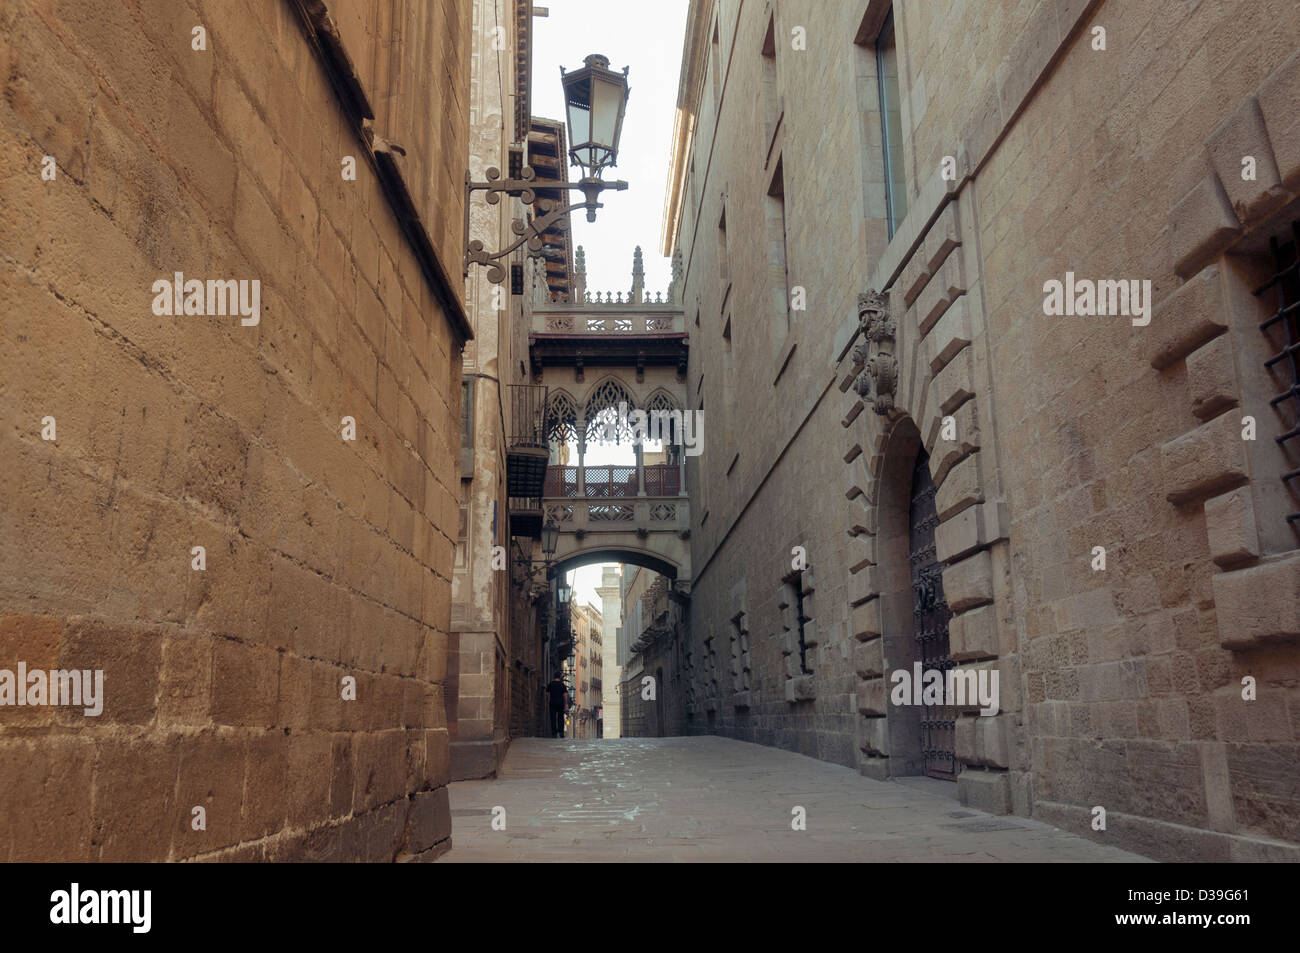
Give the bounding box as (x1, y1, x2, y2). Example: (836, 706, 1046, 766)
(568, 600, 603, 737)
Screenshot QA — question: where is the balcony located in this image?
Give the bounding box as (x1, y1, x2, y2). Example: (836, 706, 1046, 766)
(506, 383, 549, 499)
(508, 496, 543, 539)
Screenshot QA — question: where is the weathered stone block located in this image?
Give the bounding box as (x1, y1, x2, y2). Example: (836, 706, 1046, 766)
(927, 398, 981, 486)
(899, 251, 933, 307)
(1150, 265, 1229, 370)
(173, 730, 246, 857)
(935, 451, 983, 521)
(854, 638, 885, 678)
(950, 603, 999, 661)
(403, 787, 452, 856)
(1168, 175, 1241, 279)
(1213, 553, 1300, 648)
(1185, 333, 1239, 420)
(956, 713, 1011, 768)
(850, 599, 883, 640)
(926, 294, 973, 375)
(1160, 410, 1250, 504)
(1205, 96, 1287, 225)
(785, 674, 815, 702)
(857, 677, 888, 715)
(996, 0, 1059, 124)
(929, 346, 976, 417)
(210, 639, 279, 729)
(958, 767, 1011, 814)
(856, 713, 889, 755)
(4, 737, 93, 861)
(801, 620, 820, 650)
(943, 550, 995, 613)
(157, 634, 213, 727)
(923, 199, 962, 275)
(1204, 488, 1260, 568)
(242, 731, 289, 841)
(58, 620, 162, 725)
(913, 251, 968, 338)
(858, 756, 891, 781)
(1258, 49, 1300, 189)
(92, 737, 179, 861)
(936, 500, 1007, 564)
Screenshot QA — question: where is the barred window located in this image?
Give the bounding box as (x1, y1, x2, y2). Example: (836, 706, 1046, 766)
(1252, 220, 1300, 526)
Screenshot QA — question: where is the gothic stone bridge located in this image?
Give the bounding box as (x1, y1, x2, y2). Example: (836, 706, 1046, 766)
(520, 250, 692, 585)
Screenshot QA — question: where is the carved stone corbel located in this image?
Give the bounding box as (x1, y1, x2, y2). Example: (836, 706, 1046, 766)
(854, 289, 898, 416)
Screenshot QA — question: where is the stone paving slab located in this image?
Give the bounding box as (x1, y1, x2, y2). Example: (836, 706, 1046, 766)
(439, 737, 1151, 863)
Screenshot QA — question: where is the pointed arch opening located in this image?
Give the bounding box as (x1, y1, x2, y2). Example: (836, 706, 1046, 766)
(584, 376, 637, 446)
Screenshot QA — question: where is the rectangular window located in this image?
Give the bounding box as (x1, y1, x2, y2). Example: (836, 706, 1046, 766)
(876, 9, 907, 238)
(1254, 222, 1300, 530)
(792, 571, 810, 675)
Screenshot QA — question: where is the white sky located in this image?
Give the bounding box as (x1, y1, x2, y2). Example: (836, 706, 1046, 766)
(534, 0, 688, 609)
(531, 0, 689, 299)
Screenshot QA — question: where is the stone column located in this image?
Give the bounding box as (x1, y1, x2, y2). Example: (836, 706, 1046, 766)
(635, 439, 646, 496)
(576, 413, 587, 497)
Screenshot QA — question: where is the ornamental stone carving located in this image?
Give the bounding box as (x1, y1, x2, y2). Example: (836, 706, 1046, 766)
(855, 289, 898, 416)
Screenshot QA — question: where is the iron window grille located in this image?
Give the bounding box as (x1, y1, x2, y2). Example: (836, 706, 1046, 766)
(1252, 219, 1300, 525)
(787, 570, 810, 675)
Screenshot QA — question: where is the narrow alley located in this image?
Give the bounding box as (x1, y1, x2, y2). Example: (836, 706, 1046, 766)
(441, 738, 1148, 862)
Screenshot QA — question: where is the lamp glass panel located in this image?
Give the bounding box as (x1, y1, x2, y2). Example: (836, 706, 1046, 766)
(566, 98, 590, 149)
(591, 76, 623, 153)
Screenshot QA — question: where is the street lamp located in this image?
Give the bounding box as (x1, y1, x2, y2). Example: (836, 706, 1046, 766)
(464, 55, 632, 281)
(557, 577, 572, 607)
(541, 519, 560, 560)
(561, 54, 631, 219)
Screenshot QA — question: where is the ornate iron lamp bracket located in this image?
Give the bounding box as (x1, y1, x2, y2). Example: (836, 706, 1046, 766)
(463, 166, 628, 283)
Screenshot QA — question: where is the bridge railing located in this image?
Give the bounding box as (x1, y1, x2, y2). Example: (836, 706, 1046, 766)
(543, 464, 681, 498)
(542, 496, 689, 536)
(532, 310, 686, 335)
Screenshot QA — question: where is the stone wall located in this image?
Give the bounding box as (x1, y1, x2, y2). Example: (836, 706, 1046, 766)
(0, 0, 471, 861)
(448, 0, 529, 782)
(668, 0, 1300, 860)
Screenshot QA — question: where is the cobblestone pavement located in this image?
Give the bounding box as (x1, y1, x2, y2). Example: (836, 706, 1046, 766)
(440, 737, 1150, 862)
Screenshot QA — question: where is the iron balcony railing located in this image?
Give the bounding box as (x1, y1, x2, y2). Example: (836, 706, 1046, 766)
(506, 384, 549, 500)
(508, 383, 549, 451)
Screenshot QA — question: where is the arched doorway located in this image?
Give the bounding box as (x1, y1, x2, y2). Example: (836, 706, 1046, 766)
(872, 416, 956, 780)
(908, 449, 956, 779)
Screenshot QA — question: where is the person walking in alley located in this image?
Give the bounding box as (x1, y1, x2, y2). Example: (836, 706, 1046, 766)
(546, 674, 569, 738)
